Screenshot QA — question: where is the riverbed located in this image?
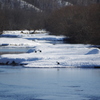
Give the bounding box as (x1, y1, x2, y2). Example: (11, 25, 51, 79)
(0, 31, 100, 67)
(0, 65, 100, 100)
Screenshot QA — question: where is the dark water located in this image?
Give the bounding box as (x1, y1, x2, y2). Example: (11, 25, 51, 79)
(0, 47, 32, 55)
(0, 65, 100, 100)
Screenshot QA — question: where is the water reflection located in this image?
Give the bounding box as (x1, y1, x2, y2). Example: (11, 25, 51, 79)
(0, 66, 100, 100)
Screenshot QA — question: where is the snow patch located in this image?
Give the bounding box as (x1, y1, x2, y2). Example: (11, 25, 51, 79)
(19, 0, 42, 12)
(86, 48, 100, 55)
(27, 48, 36, 53)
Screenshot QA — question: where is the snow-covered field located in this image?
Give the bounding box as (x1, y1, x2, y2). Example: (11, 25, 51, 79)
(0, 30, 100, 68)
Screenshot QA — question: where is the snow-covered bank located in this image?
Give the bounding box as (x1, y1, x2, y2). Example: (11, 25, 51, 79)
(1, 30, 66, 41)
(0, 38, 40, 47)
(0, 30, 100, 68)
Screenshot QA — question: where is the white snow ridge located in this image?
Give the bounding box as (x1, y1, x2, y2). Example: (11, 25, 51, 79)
(86, 48, 100, 55)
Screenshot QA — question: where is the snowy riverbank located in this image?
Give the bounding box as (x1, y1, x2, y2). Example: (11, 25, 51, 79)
(0, 30, 100, 68)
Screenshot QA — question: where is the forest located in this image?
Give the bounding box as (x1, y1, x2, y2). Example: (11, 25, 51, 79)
(0, 0, 100, 45)
(46, 4, 100, 45)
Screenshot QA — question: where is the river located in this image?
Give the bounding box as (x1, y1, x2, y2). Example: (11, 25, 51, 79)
(0, 65, 100, 100)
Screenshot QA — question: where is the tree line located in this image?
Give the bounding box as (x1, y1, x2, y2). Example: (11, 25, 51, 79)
(45, 4, 100, 45)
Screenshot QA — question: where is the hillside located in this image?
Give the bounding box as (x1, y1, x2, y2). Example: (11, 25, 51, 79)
(0, 0, 42, 12)
(0, 0, 99, 12)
